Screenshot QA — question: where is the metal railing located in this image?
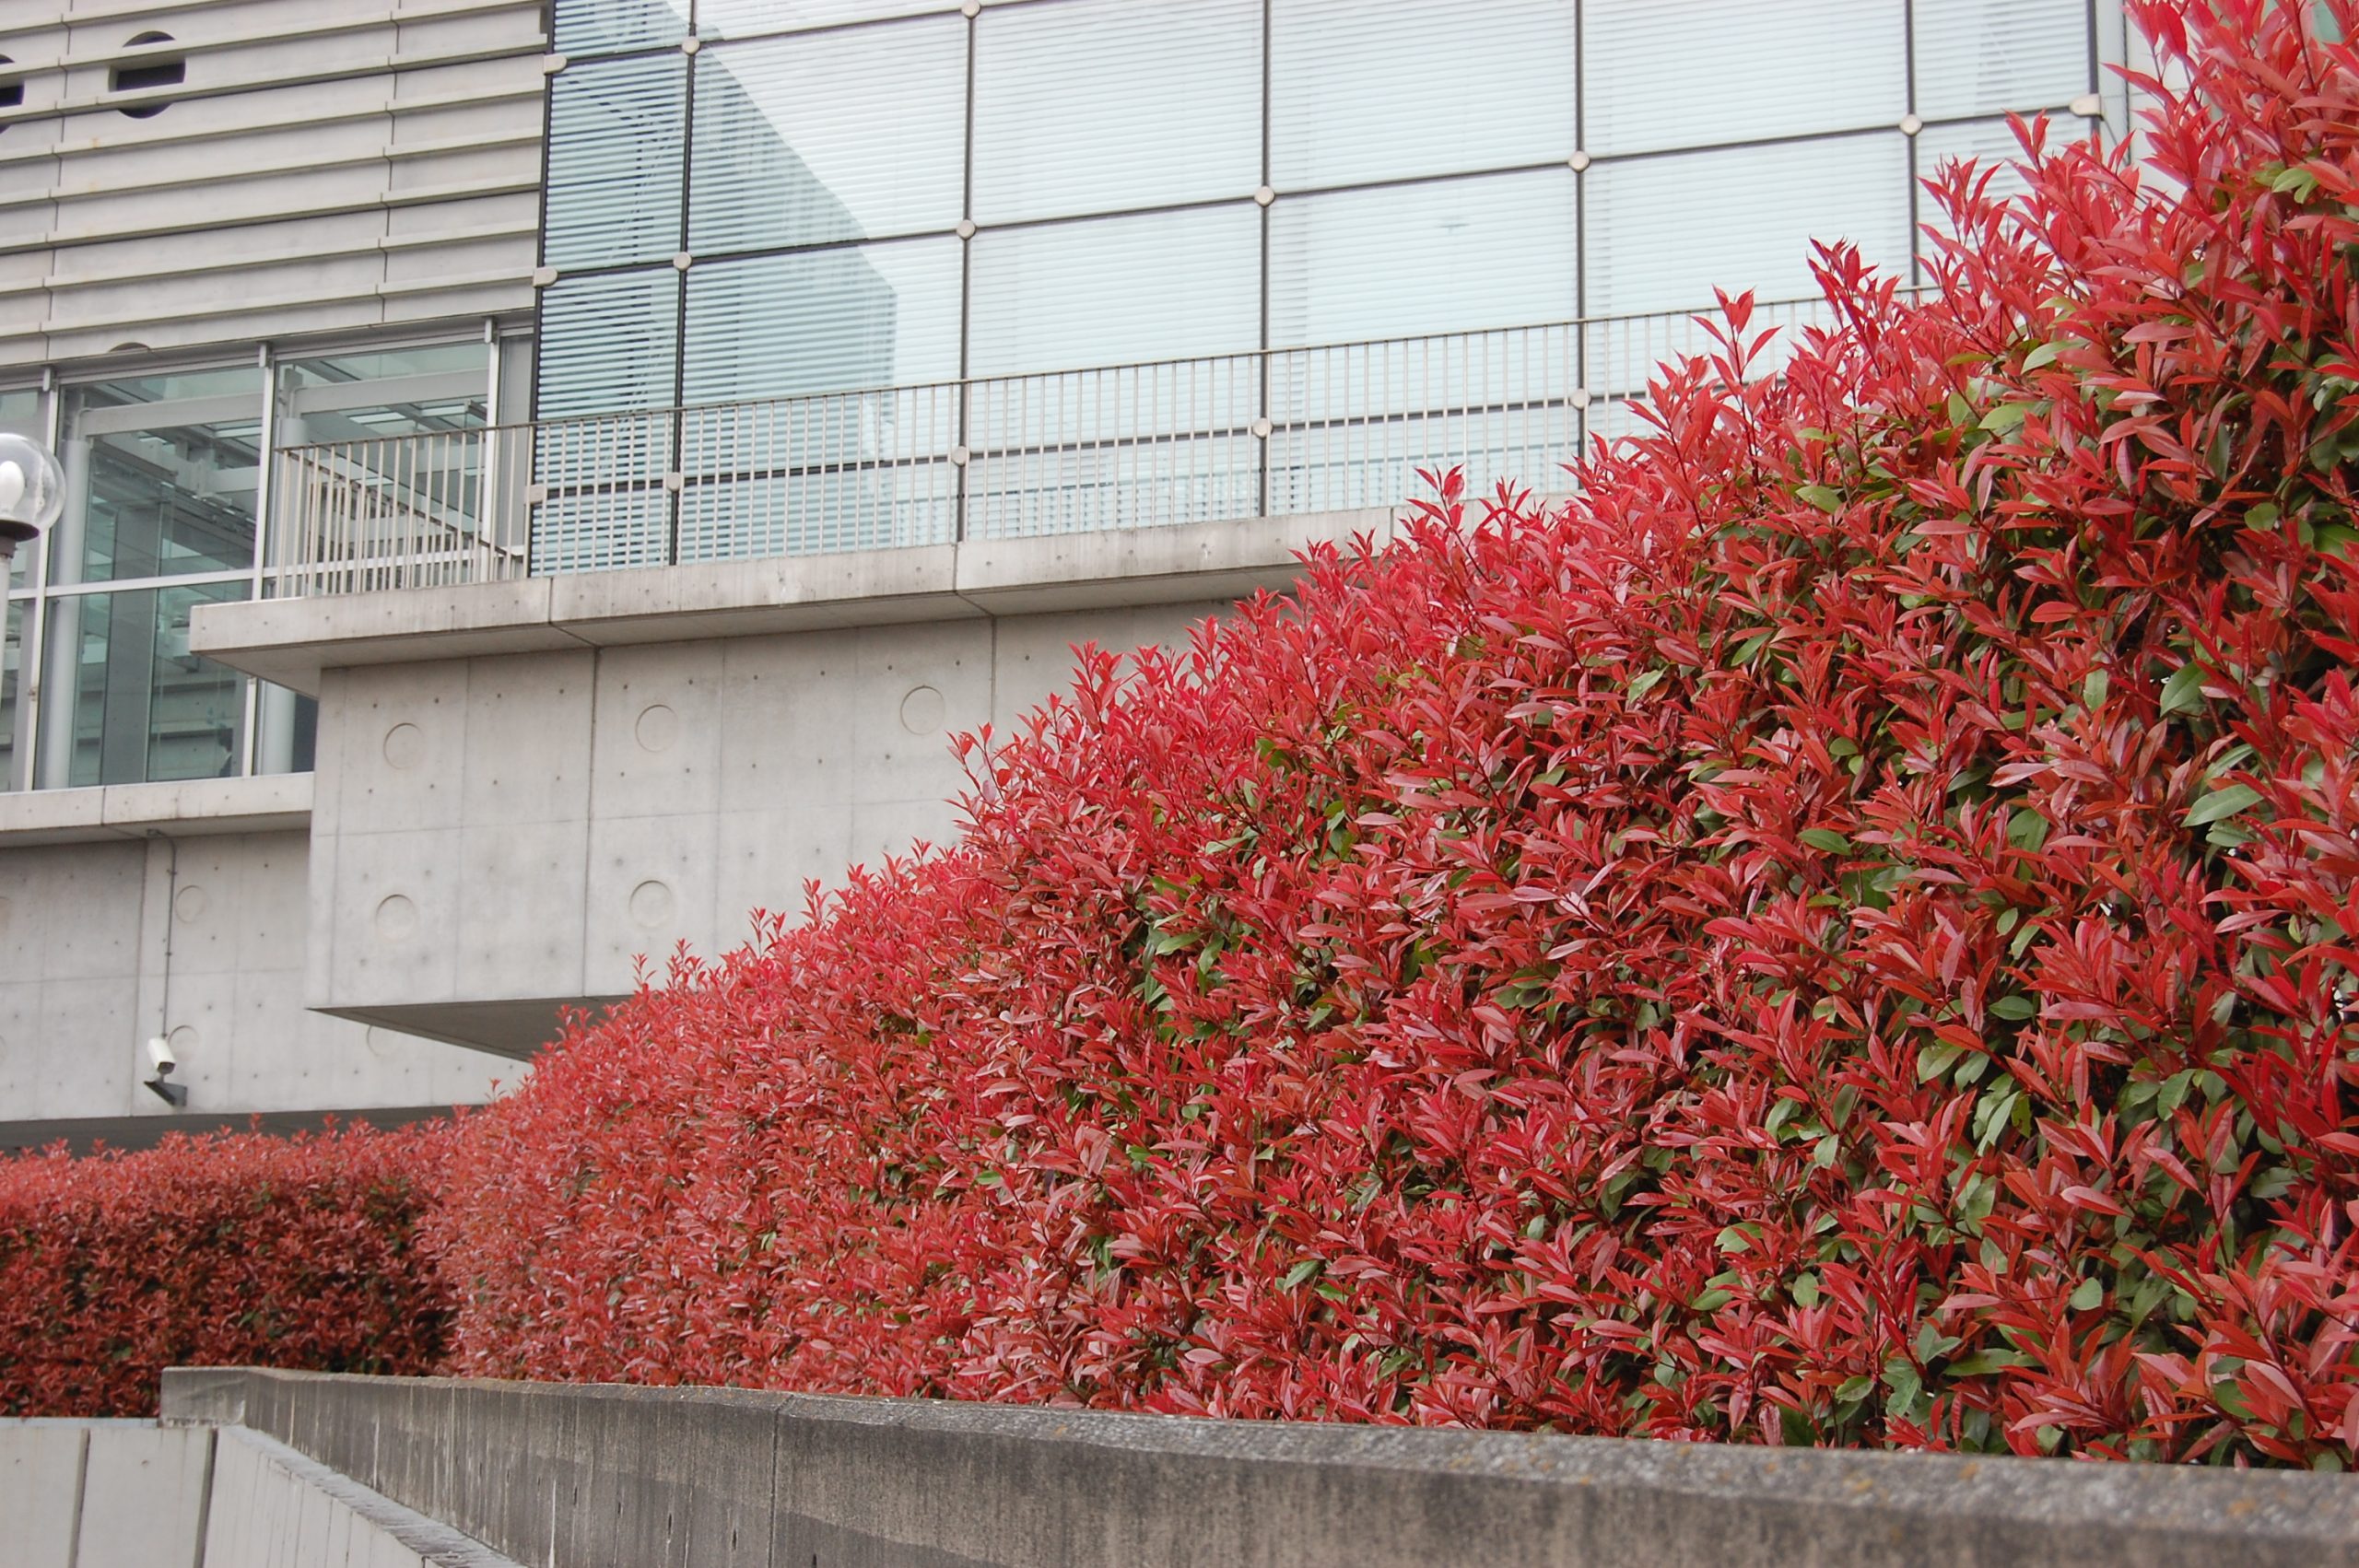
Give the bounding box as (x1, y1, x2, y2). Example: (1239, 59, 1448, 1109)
(267, 298, 1843, 597)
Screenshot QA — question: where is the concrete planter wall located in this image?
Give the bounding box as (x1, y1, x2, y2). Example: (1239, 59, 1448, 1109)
(161, 1366, 2358, 1568)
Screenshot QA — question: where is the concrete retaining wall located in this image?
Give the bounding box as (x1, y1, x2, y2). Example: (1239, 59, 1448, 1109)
(160, 1366, 2359, 1568)
(0, 1415, 520, 1567)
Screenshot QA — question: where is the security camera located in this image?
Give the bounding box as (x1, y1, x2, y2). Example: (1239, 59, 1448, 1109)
(144, 1035, 187, 1106)
(0, 432, 65, 564)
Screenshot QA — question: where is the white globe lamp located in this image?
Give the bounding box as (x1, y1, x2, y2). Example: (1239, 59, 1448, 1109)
(0, 433, 65, 564)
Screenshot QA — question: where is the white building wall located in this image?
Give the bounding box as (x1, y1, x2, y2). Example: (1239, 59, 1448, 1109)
(0, 0, 544, 367)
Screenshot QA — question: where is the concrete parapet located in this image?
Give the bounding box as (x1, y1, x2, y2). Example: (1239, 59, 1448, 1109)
(161, 1366, 2359, 1568)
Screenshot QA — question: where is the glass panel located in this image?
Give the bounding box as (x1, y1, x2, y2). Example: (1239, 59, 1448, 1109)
(278, 343, 491, 446)
(0, 387, 39, 592)
(554, 0, 691, 56)
(1914, 0, 2091, 122)
(65, 370, 264, 584)
(1268, 406, 1581, 518)
(695, 0, 954, 39)
(1271, 0, 1576, 189)
(684, 240, 961, 404)
(2, 599, 21, 790)
(1269, 170, 1579, 348)
(971, 0, 1260, 223)
(536, 269, 681, 418)
(53, 580, 248, 788)
(677, 464, 958, 559)
(1585, 134, 1913, 318)
(532, 491, 674, 576)
(968, 205, 1261, 378)
(968, 437, 1260, 539)
(690, 20, 966, 254)
(546, 54, 687, 270)
(1585, 0, 1907, 156)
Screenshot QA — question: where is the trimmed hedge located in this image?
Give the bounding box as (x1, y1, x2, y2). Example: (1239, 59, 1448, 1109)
(428, 1, 2359, 1465)
(0, 1125, 452, 1417)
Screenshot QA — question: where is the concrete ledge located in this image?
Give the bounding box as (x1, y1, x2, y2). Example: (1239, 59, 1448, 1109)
(0, 772, 313, 848)
(161, 1367, 2359, 1568)
(190, 510, 1393, 695)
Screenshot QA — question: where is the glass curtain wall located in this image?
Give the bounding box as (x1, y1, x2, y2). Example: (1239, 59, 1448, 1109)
(538, 0, 2118, 560)
(0, 334, 511, 792)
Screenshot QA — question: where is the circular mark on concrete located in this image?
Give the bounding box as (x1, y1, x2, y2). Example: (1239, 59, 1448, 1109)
(628, 879, 675, 930)
(173, 883, 208, 923)
(635, 703, 679, 753)
(382, 722, 425, 769)
(374, 894, 419, 942)
(899, 684, 945, 736)
(168, 1024, 198, 1058)
(365, 1026, 402, 1059)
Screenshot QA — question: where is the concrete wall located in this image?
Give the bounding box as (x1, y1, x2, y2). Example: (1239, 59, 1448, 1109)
(159, 1367, 2359, 1568)
(0, 778, 509, 1123)
(309, 600, 1228, 1054)
(0, 0, 545, 365)
(0, 1417, 522, 1567)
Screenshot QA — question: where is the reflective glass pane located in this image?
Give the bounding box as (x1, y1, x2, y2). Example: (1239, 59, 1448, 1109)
(536, 269, 681, 418)
(684, 240, 962, 404)
(554, 0, 690, 55)
(278, 342, 491, 446)
(972, 0, 1260, 223)
(1585, 0, 1907, 156)
(1269, 170, 1579, 348)
(1272, 0, 1576, 189)
(696, 0, 954, 39)
(53, 580, 248, 788)
(1915, 0, 2091, 122)
(65, 370, 264, 584)
(690, 20, 966, 254)
(1585, 134, 1913, 318)
(546, 54, 687, 269)
(968, 205, 1261, 378)
(2, 599, 21, 790)
(1, 387, 39, 592)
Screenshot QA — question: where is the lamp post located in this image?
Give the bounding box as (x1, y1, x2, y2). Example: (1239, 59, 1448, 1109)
(0, 432, 65, 564)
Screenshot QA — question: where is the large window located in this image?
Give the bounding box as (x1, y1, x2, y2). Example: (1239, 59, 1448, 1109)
(2, 333, 517, 792)
(534, 0, 2114, 557)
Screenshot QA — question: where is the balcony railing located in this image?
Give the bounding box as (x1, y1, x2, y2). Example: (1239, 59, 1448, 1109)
(267, 298, 1841, 598)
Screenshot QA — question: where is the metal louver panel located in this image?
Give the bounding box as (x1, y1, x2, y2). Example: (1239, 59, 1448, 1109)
(546, 54, 687, 270)
(1913, 0, 2095, 121)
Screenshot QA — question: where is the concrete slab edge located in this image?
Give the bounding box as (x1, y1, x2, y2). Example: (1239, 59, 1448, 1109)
(216, 1426, 528, 1568)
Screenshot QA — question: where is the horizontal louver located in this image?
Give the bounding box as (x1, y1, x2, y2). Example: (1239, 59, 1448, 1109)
(1914, 0, 2094, 120)
(546, 55, 687, 270)
(1271, 0, 1576, 191)
(536, 270, 682, 418)
(1585, 0, 1907, 155)
(967, 205, 1261, 379)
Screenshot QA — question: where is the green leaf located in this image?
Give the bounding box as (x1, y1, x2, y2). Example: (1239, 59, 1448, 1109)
(2081, 669, 2109, 708)
(1790, 1273, 1822, 1308)
(2069, 1278, 2105, 1312)
(1944, 1349, 2034, 1378)
(1834, 1375, 1876, 1404)
(1716, 1225, 1752, 1254)
(2244, 500, 2281, 532)
(2158, 661, 2207, 716)
(1280, 1258, 1322, 1291)
(1795, 484, 1844, 513)
(1626, 668, 1665, 701)
(2316, 522, 2359, 559)
(1978, 402, 2032, 433)
(1989, 995, 2036, 1021)
(1690, 1288, 1734, 1312)
(1799, 827, 1852, 854)
(2185, 783, 2263, 827)
(2023, 340, 2064, 371)
(1918, 1042, 1965, 1083)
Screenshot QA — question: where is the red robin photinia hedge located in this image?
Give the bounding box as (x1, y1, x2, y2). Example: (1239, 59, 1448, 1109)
(0, 1125, 452, 1417)
(10, 0, 2359, 1466)
(423, 1, 2359, 1467)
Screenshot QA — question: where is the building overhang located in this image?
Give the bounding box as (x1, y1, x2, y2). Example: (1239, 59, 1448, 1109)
(0, 772, 314, 848)
(188, 509, 1396, 695)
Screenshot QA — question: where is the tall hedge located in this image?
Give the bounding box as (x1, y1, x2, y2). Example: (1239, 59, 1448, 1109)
(427, 1, 2359, 1466)
(0, 1126, 452, 1417)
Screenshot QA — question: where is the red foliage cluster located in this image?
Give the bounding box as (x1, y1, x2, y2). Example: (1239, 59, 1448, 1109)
(426, 2, 2359, 1466)
(0, 1125, 452, 1417)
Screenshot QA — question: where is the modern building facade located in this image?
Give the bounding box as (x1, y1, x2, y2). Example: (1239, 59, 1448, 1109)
(0, 0, 2140, 1144)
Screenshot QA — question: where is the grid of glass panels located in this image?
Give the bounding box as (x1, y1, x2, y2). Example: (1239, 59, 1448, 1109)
(537, 0, 2118, 563)
(0, 336, 516, 792)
